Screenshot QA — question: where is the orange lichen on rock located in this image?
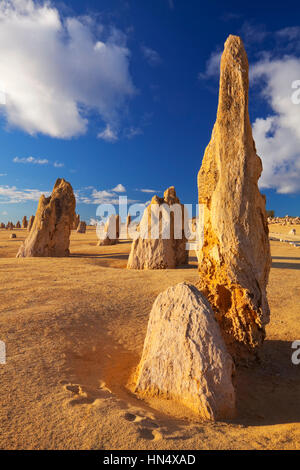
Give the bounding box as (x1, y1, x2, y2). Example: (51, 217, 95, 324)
(197, 35, 271, 363)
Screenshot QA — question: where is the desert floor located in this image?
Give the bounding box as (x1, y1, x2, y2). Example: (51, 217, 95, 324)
(0, 224, 299, 450)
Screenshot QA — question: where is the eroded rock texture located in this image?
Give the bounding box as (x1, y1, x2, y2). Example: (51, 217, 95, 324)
(134, 282, 236, 420)
(16, 178, 76, 258)
(127, 187, 188, 269)
(73, 213, 80, 230)
(77, 221, 86, 233)
(28, 215, 35, 232)
(197, 35, 271, 363)
(22, 216, 28, 229)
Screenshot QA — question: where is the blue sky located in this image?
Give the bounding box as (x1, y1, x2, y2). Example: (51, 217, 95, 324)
(0, 0, 300, 223)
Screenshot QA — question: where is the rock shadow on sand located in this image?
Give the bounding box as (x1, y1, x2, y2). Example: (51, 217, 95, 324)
(234, 339, 300, 427)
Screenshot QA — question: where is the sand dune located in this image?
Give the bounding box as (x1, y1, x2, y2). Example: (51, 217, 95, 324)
(0, 225, 299, 449)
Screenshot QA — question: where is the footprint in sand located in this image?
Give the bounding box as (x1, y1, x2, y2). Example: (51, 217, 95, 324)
(124, 412, 144, 422)
(64, 382, 113, 406)
(138, 427, 163, 441)
(123, 412, 162, 440)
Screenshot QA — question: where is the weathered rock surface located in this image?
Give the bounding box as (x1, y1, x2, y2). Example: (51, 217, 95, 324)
(10, 233, 17, 239)
(127, 187, 188, 269)
(16, 221, 21, 229)
(22, 216, 28, 229)
(134, 282, 235, 420)
(126, 214, 131, 239)
(77, 221, 86, 233)
(98, 215, 120, 246)
(16, 178, 76, 258)
(28, 215, 35, 232)
(197, 35, 271, 363)
(73, 213, 80, 230)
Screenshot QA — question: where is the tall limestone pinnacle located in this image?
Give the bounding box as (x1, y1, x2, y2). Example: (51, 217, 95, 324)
(197, 35, 271, 363)
(17, 178, 76, 257)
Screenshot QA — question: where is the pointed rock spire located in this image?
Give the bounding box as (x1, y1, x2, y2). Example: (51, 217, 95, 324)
(197, 35, 271, 363)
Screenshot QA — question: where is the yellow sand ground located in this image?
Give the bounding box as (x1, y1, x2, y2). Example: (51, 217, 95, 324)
(0, 225, 299, 450)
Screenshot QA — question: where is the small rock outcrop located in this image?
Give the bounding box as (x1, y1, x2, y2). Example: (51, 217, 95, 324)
(126, 214, 131, 239)
(22, 216, 28, 229)
(16, 178, 76, 258)
(133, 282, 235, 420)
(127, 187, 188, 269)
(289, 229, 296, 236)
(73, 213, 80, 230)
(28, 215, 35, 231)
(77, 221, 86, 233)
(197, 35, 271, 363)
(98, 215, 120, 246)
(10, 233, 17, 239)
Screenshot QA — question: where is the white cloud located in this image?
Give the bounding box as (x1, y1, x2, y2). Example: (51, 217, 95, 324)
(276, 26, 300, 41)
(0, 0, 135, 138)
(13, 156, 48, 165)
(141, 46, 161, 66)
(240, 21, 268, 45)
(137, 188, 157, 193)
(98, 124, 118, 142)
(200, 30, 300, 194)
(124, 126, 143, 139)
(0, 185, 49, 203)
(198, 51, 221, 80)
(112, 184, 126, 192)
(251, 56, 300, 193)
(76, 186, 138, 205)
(0, 173, 7, 176)
(13, 155, 64, 167)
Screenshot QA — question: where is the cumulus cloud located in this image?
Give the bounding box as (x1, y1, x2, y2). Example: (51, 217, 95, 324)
(112, 184, 126, 192)
(0, 185, 49, 203)
(251, 56, 300, 193)
(141, 46, 162, 66)
(75, 186, 138, 205)
(199, 28, 300, 194)
(0, 0, 135, 138)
